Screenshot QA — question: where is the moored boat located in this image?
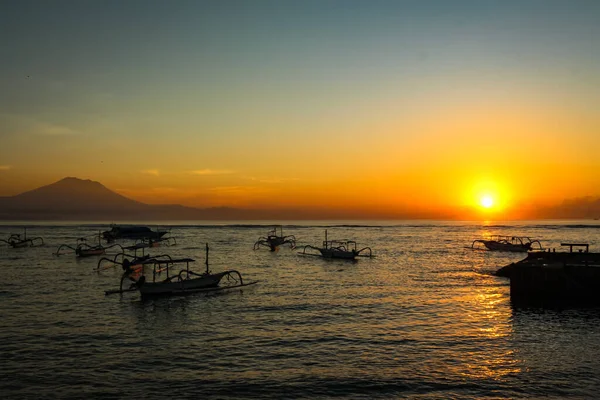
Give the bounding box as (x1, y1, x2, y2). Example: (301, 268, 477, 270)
(0, 228, 44, 248)
(102, 225, 169, 242)
(471, 235, 543, 253)
(54, 233, 123, 257)
(253, 226, 296, 251)
(299, 230, 372, 260)
(105, 244, 257, 298)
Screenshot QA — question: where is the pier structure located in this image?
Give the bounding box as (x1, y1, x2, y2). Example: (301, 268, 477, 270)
(496, 243, 600, 307)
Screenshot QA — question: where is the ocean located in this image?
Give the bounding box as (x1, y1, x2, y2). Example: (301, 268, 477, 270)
(1, 221, 600, 399)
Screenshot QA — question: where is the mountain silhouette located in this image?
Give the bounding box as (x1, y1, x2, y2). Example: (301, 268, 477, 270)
(0, 177, 253, 220)
(10, 177, 144, 210)
(3, 177, 598, 221)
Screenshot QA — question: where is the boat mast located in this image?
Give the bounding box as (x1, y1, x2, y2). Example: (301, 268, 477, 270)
(205, 243, 209, 274)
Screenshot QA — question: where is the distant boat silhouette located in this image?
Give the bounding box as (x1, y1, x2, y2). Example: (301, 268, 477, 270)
(299, 229, 373, 260)
(471, 235, 543, 253)
(253, 226, 296, 251)
(0, 228, 44, 248)
(102, 225, 169, 242)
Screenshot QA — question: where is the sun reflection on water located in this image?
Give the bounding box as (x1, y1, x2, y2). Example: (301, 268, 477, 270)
(451, 287, 523, 380)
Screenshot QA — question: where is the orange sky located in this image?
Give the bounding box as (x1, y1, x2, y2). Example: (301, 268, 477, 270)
(1, 2, 599, 219)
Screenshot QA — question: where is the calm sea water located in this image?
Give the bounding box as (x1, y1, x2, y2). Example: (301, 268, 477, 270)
(1, 221, 600, 399)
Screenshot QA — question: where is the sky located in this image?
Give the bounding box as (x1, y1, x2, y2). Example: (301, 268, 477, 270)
(1, 0, 599, 219)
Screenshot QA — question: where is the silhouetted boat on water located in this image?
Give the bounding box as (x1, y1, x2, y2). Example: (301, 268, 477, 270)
(54, 232, 124, 257)
(253, 226, 296, 251)
(102, 225, 169, 242)
(105, 244, 257, 298)
(300, 230, 373, 260)
(471, 235, 543, 253)
(0, 228, 44, 248)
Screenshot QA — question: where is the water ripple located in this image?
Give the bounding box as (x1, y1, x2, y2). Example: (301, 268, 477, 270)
(1, 223, 600, 398)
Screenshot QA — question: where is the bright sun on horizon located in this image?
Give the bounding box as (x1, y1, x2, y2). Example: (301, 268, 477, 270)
(480, 195, 495, 209)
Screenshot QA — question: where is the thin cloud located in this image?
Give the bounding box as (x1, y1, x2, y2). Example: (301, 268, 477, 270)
(244, 176, 300, 184)
(141, 169, 160, 176)
(190, 169, 234, 176)
(0, 165, 12, 171)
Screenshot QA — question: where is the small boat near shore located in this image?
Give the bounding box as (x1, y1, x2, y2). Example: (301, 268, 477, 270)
(253, 226, 296, 251)
(0, 228, 44, 248)
(471, 235, 543, 252)
(105, 244, 258, 298)
(299, 230, 372, 260)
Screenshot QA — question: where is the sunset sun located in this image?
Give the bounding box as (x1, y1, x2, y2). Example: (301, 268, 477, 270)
(480, 195, 494, 209)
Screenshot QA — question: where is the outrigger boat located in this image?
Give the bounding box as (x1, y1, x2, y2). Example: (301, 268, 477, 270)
(300, 230, 372, 260)
(0, 228, 44, 248)
(102, 225, 170, 243)
(133, 236, 177, 248)
(54, 232, 124, 257)
(471, 235, 543, 253)
(105, 244, 258, 298)
(253, 226, 296, 251)
(96, 244, 155, 271)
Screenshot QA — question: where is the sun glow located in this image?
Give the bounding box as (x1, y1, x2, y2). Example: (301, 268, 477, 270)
(480, 195, 494, 209)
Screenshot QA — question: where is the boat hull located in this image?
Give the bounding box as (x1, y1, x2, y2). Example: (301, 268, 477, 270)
(483, 241, 530, 252)
(77, 249, 106, 257)
(318, 248, 357, 259)
(102, 226, 168, 242)
(138, 272, 228, 297)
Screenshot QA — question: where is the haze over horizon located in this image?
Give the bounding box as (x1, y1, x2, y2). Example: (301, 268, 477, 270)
(1, 1, 599, 220)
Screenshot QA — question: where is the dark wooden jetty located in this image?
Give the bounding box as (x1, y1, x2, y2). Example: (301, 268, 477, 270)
(496, 243, 600, 307)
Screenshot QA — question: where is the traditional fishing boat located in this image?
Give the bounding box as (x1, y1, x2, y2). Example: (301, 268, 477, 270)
(0, 228, 44, 248)
(105, 244, 258, 298)
(102, 225, 169, 242)
(96, 245, 156, 271)
(471, 235, 543, 253)
(133, 236, 177, 248)
(299, 230, 372, 260)
(253, 226, 296, 251)
(54, 232, 123, 257)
